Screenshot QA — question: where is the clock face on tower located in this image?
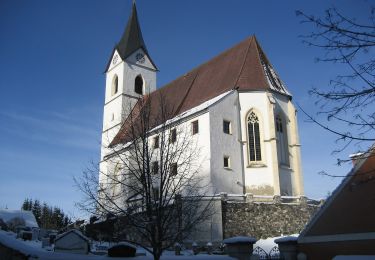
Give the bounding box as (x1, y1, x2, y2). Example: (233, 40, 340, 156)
(112, 54, 119, 65)
(136, 53, 145, 64)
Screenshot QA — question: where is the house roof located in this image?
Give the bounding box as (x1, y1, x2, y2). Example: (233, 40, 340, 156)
(55, 229, 89, 243)
(0, 210, 39, 228)
(105, 2, 157, 72)
(110, 35, 291, 146)
(298, 145, 375, 243)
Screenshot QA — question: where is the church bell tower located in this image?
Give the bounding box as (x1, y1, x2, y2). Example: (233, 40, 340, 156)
(101, 2, 157, 159)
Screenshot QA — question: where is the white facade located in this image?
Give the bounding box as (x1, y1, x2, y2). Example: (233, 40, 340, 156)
(100, 87, 304, 197)
(101, 48, 157, 160)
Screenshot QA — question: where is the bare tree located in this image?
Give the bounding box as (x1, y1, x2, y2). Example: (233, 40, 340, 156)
(75, 93, 213, 260)
(296, 6, 375, 162)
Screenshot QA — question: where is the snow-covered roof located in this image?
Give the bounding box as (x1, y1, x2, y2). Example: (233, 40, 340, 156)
(55, 229, 89, 243)
(111, 241, 136, 249)
(333, 256, 375, 260)
(0, 210, 38, 228)
(274, 235, 298, 243)
(223, 236, 257, 244)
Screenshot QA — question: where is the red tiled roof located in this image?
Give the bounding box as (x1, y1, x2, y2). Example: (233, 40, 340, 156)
(301, 146, 375, 238)
(110, 36, 290, 146)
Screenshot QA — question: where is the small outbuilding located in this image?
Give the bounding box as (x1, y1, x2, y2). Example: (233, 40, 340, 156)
(54, 229, 90, 254)
(298, 145, 375, 260)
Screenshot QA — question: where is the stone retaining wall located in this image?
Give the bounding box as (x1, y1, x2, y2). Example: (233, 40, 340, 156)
(222, 201, 320, 239)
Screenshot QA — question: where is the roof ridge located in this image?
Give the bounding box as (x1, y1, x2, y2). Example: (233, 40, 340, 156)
(252, 37, 270, 89)
(254, 38, 291, 96)
(175, 70, 200, 115)
(233, 36, 255, 89)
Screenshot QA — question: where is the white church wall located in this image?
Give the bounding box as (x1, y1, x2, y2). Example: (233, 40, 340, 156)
(165, 112, 212, 194)
(287, 100, 304, 195)
(123, 61, 156, 96)
(100, 110, 212, 200)
(126, 49, 156, 71)
(273, 94, 293, 195)
(209, 91, 244, 194)
(272, 93, 304, 196)
(239, 91, 277, 195)
(102, 48, 157, 161)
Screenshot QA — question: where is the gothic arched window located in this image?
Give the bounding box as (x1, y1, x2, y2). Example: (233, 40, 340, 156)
(134, 75, 143, 95)
(111, 75, 118, 96)
(110, 162, 122, 196)
(247, 111, 262, 162)
(276, 115, 289, 165)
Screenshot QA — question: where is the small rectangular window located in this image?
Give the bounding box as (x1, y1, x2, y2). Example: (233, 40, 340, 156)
(152, 161, 159, 175)
(153, 135, 159, 149)
(191, 120, 199, 135)
(152, 187, 159, 201)
(223, 120, 231, 134)
(170, 163, 177, 176)
(170, 128, 177, 143)
(224, 156, 231, 168)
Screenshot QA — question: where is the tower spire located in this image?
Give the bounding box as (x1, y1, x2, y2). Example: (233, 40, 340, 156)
(116, 1, 148, 59)
(105, 1, 157, 72)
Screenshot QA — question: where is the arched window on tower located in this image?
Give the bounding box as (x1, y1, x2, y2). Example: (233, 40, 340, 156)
(134, 75, 144, 95)
(247, 111, 262, 162)
(275, 115, 289, 166)
(110, 162, 122, 197)
(111, 75, 119, 96)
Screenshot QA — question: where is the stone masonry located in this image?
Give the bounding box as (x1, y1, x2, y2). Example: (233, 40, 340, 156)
(222, 200, 320, 239)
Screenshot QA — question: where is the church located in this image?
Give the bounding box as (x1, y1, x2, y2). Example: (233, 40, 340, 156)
(99, 3, 304, 200)
(92, 2, 312, 244)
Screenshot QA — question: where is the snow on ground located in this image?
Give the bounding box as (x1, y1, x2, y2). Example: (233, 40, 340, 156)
(0, 230, 234, 259)
(333, 256, 375, 260)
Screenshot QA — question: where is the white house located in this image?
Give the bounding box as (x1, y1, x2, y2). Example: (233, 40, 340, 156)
(0, 210, 38, 229)
(99, 3, 304, 203)
(54, 229, 90, 254)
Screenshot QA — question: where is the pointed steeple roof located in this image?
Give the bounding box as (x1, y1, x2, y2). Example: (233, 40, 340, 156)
(117, 2, 147, 59)
(105, 2, 157, 72)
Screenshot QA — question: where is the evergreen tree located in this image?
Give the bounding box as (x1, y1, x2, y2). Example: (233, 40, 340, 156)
(20, 198, 72, 230)
(21, 198, 29, 210)
(32, 200, 42, 226)
(41, 203, 50, 229)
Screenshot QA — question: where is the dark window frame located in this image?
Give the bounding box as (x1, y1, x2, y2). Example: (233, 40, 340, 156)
(152, 161, 159, 175)
(223, 120, 231, 134)
(170, 128, 177, 143)
(192, 120, 199, 135)
(134, 75, 143, 95)
(170, 163, 178, 176)
(153, 135, 159, 149)
(223, 156, 230, 168)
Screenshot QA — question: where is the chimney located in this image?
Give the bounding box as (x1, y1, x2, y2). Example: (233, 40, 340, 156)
(349, 152, 364, 166)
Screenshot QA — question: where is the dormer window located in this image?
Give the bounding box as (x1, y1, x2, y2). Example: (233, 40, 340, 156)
(135, 75, 143, 95)
(111, 75, 119, 96)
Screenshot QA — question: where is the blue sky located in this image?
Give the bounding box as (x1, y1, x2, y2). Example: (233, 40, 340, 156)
(0, 0, 370, 218)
